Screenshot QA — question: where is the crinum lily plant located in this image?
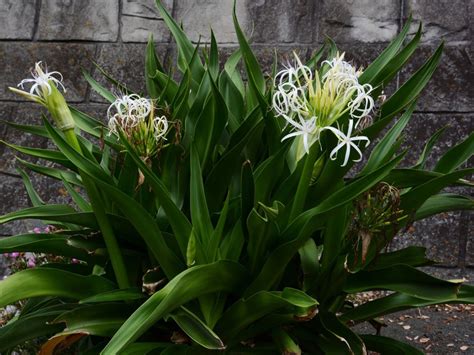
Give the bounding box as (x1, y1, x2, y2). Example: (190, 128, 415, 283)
(0, 1, 473, 354)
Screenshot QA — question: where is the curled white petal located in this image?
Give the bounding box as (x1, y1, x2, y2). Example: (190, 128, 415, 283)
(17, 61, 65, 99)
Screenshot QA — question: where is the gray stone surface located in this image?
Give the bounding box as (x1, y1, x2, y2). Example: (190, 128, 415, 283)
(121, 16, 170, 43)
(90, 43, 170, 103)
(318, 0, 400, 43)
(0, 0, 36, 39)
(399, 46, 473, 112)
(405, 0, 472, 44)
(0, 43, 96, 102)
(247, 0, 314, 44)
(0, 174, 31, 236)
(122, 0, 173, 19)
(174, 0, 249, 43)
(0, 103, 50, 175)
(38, 0, 119, 41)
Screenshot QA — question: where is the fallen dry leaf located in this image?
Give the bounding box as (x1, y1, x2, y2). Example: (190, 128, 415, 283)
(419, 337, 430, 343)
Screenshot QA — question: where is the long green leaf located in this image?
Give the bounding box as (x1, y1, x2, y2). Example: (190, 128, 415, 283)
(344, 265, 462, 300)
(119, 131, 192, 257)
(101, 261, 248, 354)
(380, 43, 444, 119)
(433, 132, 474, 174)
(0, 268, 115, 308)
(169, 307, 225, 350)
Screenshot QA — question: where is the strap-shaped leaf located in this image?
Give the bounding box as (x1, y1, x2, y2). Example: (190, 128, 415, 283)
(190, 145, 214, 256)
(319, 312, 366, 355)
(385, 168, 473, 189)
(82, 70, 115, 103)
(412, 125, 447, 169)
(344, 265, 462, 300)
(341, 285, 474, 323)
(380, 43, 443, 119)
(246, 154, 404, 295)
(17, 157, 82, 186)
(359, 16, 412, 84)
(43, 117, 113, 184)
(102, 261, 248, 354)
(415, 193, 474, 220)
(169, 307, 225, 350)
(145, 34, 164, 99)
(361, 335, 424, 355)
(118, 130, 192, 257)
(433, 132, 474, 174)
(154, 0, 204, 79)
(400, 168, 474, 214)
(360, 101, 416, 175)
(0, 304, 69, 352)
(369, 246, 433, 270)
(216, 288, 317, 342)
(0, 268, 115, 308)
(0, 233, 92, 261)
(89, 175, 184, 279)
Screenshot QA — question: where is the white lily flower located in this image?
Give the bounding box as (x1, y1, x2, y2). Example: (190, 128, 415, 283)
(272, 51, 374, 160)
(322, 119, 370, 167)
(107, 94, 152, 136)
(281, 116, 317, 154)
(107, 94, 169, 159)
(152, 115, 169, 140)
(17, 61, 65, 99)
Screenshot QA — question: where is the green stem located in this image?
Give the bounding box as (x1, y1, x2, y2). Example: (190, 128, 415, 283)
(63, 129, 130, 289)
(289, 143, 320, 222)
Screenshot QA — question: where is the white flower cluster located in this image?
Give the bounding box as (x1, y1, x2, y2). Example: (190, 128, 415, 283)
(107, 94, 168, 141)
(272, 52, 374, 167)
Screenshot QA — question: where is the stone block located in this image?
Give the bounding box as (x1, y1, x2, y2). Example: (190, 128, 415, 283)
(0, 174, 31, 236)
(318, 0, 400, 43)
(121, 16, 170, 43)
(247, 0, 314, 43)
(38, 0, 119, 41)
(90, 43, 170, 103)
(174, 0, 249, 43)
(404, 0, 471, 44)
(0, 42, 96, 102)
(399, 46, 473, 112)
(0, 0, 36, 39)
(391, 211, 465, 266)
(122, 0, 173, 19)
(0, 103, 50, 175)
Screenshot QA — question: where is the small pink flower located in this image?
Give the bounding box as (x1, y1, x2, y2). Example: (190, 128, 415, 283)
(33, 227, 41, 234)
(71, 258, 79, 264)
(10, 252, 20, 258)
(44, 226, 51, 233)
(27, 259, 36, 268)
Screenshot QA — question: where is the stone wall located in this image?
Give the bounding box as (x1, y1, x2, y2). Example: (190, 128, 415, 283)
(0, 0, 472, 269)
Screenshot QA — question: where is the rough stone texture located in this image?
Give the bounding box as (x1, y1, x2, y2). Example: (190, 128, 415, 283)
(0, 0, 36, 39)
(121, 16, 170, 43)
(90, 43, 170, 103)
(399, 46, 473, 112)
(0, 43, 96, 102)
(0, 103, 50, 175)
(247, 0, 314, 44)
(405, 0, 472, 44)
(174, 0, 249, 43)
(38, 0, 119, 41)
(122, 0, 173, 19)
(318, 0, 399, 43)
(0, 174, 31, 236)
